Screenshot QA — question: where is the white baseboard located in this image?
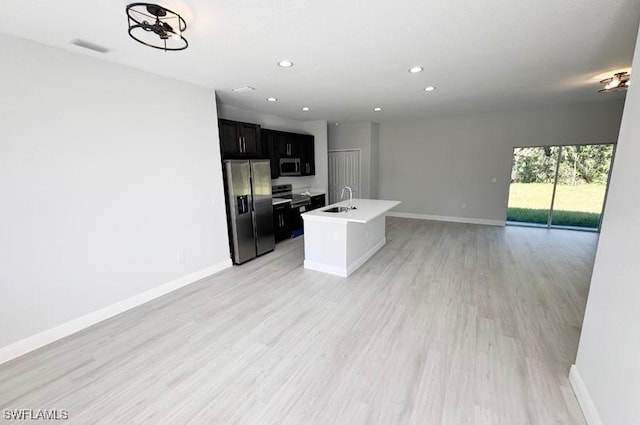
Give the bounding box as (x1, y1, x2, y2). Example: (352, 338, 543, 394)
(304, 238, 386, 277)
(0, 259, 232, 365)
(569, 364, 603, 425)
(304, 260, 348, 277)
(388, 212, 505, 227)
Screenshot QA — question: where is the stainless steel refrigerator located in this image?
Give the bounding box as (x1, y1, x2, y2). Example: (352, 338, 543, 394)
(223, 159, 275, 264)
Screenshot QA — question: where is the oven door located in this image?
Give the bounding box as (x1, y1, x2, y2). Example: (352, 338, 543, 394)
(279, 158, 301, 176)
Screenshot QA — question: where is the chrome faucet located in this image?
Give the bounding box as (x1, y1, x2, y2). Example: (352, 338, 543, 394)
(341, 186, 354, 210)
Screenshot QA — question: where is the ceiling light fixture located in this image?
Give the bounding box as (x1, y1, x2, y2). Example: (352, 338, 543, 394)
(267, 97, 278, 102)
(373, 107, 382, 112)
(409, 66, 424, 73)
(302, 107, 310, 112)
(232, 86, 255, 93)
(277, 60, 294, 68)
(599, 72, 631, 93)
(126, 3, 188, 51)
(424, 86, 436, 92)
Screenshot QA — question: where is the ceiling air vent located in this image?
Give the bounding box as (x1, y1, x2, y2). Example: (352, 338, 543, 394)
(71, 39, 110, 54)
(232, 86, 256, 93)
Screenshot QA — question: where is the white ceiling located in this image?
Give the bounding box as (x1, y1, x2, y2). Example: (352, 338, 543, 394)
(1, 0, 638, 122)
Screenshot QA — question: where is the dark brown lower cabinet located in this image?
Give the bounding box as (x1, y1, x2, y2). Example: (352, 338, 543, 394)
(309, 194, 325, 210)
(273, 203, 290, 242)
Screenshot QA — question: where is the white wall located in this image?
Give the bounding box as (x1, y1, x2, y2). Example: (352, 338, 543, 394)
(0, 35, 230, 355)
(572, 27, 640, 425)
(328, 122, 377, 198)
(377, 100, 625, 223)
(216, 104, 328, 193)
(370, 123, 380, 199)
(303, 120, 329, 196)
(217, 103, 306, 133)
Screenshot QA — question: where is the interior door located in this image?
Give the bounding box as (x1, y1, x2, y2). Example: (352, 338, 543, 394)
(328, 150, 361, 204)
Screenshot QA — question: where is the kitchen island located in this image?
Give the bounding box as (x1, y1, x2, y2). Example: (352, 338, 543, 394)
(301, 199, 401, 277)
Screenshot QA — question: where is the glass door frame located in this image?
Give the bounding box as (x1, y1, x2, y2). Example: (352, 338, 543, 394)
(507, 143, 616, 232)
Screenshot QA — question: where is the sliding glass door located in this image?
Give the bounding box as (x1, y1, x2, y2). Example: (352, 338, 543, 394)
(508, 147, 559, 226)
(507, 143, 614, 231)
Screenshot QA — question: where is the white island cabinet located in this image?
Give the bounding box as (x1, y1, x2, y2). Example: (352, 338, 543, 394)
(301, 199, 401, 277)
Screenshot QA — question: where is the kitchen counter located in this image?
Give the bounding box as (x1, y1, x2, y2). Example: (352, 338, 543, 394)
(302, 199, 400, 223)
(297, 190, 325, 197)
(301, 198, 401, 277)
(272, 197, 291, 206)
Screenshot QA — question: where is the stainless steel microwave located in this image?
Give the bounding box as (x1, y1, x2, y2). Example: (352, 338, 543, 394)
(279, 158, 301, 176)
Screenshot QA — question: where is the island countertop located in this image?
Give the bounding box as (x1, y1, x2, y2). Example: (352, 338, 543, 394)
(302, 198, 401, 224)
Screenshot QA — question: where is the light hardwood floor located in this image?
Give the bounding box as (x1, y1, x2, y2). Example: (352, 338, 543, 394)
(0, 218, 598, 425)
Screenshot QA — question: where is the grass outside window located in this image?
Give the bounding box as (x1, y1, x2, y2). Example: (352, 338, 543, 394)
(507, 183, 606, 228)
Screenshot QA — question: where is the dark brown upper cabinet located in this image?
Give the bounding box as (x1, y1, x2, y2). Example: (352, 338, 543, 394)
(261, 129, 280, 179)
(299, 134, 315, 176)
(261, 128, 316, 178)
(218, 119, 261, 158)
(277, 132, 300, 158)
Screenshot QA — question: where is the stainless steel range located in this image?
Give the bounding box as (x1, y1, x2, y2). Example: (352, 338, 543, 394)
(272, 184, 309, 238)
(272, 184, 310, 208)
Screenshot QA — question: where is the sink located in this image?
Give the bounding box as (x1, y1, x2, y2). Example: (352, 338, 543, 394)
(324, 206, 356, 213)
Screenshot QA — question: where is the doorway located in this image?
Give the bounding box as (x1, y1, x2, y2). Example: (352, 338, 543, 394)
(328, 149, 361, 204)
(507, 143, 615, 231)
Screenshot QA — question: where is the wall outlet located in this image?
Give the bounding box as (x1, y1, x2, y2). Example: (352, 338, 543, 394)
(176, 250, 185, 263)
(491, 177, 497, 183)
(461, 203, 467, 209)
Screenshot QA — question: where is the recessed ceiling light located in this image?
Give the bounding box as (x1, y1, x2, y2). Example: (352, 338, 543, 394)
(424, 86, 436, 92)
(409, 66, 423, 73)
(267, 97, 278, 102)
(302, 107, 310, 112)
(277, 60, 294, 68)
(373, 107, 382, 112)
